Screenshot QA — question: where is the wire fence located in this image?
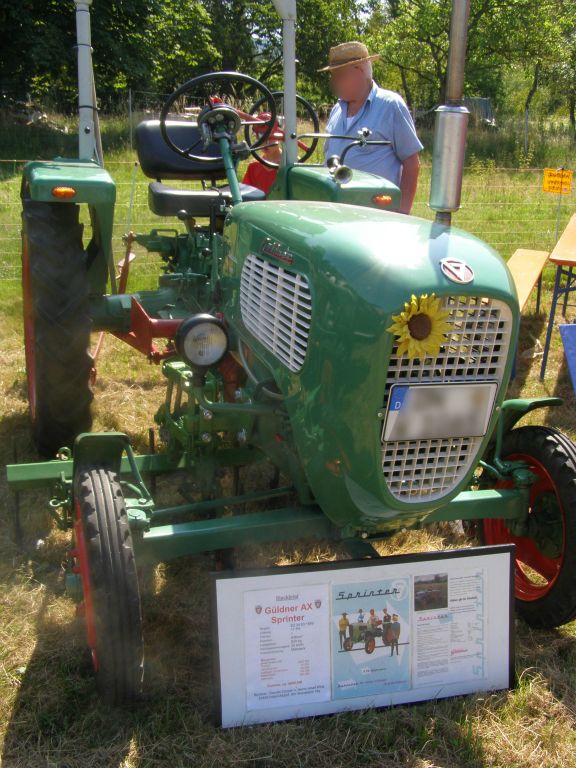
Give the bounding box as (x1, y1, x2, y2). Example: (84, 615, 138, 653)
(1, 156, 574, 283)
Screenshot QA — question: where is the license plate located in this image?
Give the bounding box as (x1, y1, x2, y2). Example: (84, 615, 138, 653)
(383, 382, 498, 442)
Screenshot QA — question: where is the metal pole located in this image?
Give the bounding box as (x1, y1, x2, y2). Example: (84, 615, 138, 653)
(74, 0, 99, 162)
(128, 88, 133, 150)
(429, 0, 471, 226)
(445, 0, 470, 105)
(272, 0, 297, 166)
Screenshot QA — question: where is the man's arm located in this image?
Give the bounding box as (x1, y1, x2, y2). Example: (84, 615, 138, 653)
(398, 152, 420, 215)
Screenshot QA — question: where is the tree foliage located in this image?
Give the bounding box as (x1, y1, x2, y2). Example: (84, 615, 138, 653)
(0, 0, 575, 123)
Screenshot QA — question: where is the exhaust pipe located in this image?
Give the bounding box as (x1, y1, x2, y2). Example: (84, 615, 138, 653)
(429, 0, 471, 226)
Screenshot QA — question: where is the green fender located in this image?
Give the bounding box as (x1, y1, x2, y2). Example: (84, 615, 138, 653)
(21, 158, 117, 295)
(498, 397, 563, 432)
(486, 396, 563, 463)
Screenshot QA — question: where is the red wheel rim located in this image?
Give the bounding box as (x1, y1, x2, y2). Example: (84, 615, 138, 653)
(22, 236, 37, 419)
(74, 500, 99, 671)
(366, 637, 375, 653)
(483, 453, 564, 601)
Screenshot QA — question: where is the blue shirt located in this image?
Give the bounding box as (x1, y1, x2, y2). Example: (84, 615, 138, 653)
(324, 82, 423, 186)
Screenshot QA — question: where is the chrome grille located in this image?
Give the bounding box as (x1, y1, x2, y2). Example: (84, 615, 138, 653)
(240, 254, 312, 373)
(381, 296, 513, 502)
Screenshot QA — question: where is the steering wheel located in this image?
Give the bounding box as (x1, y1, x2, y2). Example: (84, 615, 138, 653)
(159, 71, 278, 164)
(244, 91, 320, 168)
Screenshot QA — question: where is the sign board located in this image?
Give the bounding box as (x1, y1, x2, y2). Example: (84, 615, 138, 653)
(543, 168, 573, 195)
(212, 545, 514, 727)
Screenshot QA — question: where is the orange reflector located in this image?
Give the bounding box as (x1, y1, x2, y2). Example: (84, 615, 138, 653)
(372, 194, 393, 207)
(51, 186, 77, 199)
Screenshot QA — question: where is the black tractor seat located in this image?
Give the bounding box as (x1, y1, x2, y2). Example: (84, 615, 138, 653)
(148, 181, 265, 218)
(136, 119, 265, 218)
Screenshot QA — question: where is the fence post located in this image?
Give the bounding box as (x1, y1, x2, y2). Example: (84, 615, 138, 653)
(128, 88, 133, 150)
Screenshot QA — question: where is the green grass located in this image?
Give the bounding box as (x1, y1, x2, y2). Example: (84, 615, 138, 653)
(1, 117, 576, 767)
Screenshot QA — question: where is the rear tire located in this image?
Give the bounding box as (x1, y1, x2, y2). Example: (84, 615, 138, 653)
(22, 200, 93, 457)
(483, 426, 576, 628)
(74, 467, 144, 703)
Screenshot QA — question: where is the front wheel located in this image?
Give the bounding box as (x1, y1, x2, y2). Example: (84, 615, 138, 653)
(364, 635, 376, 654)
(73, 467, 144, 703)
(483, 426, 576, 628)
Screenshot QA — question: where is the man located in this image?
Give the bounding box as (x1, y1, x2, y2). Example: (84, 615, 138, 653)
(338, 612, 350, 649)
(320, 41, 423, 215)
(389, 614, 401, 656)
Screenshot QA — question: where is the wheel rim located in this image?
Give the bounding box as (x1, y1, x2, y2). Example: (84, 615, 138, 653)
(483, 452, 565, 601)
(74, 500, 99, 671)
(366, 637, 375, 653)
(22, 236, 37, 419)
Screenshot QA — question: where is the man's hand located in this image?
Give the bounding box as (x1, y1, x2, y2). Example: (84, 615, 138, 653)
(398, 152, 421, 215)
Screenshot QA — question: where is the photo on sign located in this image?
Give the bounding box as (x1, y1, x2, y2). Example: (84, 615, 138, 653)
(414, 573, 448, 612)
(331, 577, 411, 699)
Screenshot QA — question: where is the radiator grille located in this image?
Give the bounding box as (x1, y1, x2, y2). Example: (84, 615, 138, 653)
(381, 296, 513, 502)
(240, 254, 312, 373)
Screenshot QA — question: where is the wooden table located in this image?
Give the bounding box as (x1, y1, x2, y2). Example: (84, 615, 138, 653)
(540, 213, 576, 380)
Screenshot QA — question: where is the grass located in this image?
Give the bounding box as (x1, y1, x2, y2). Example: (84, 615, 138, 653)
(1, 116, 576, 767)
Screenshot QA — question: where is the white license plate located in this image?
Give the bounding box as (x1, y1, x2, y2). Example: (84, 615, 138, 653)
(383, 383, 498, 442)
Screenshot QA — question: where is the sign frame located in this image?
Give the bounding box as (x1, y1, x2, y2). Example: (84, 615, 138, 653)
(211, 545, 515, 728)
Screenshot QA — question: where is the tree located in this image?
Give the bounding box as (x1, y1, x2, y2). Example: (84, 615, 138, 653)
(364, 0, 564, 109)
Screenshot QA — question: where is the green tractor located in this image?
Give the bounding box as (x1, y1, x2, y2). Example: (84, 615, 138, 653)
(7, 0, 576, 704)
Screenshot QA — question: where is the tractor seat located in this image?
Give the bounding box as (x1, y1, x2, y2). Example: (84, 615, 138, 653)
(137, 119, 266, 217)
(136, 119, 228, 183)
(148, 181, 265, 218)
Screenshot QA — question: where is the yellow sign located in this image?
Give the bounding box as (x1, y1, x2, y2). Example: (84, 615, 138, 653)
(543, 168, 573, 195)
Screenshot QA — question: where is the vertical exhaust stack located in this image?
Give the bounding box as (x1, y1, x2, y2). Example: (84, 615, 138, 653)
(74, 0, 102, 164)
(429, 0, 471, 226)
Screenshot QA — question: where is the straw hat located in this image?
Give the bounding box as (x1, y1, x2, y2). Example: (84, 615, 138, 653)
(318, 41, 381, 72)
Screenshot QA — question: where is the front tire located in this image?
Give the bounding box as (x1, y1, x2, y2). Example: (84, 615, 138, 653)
(483, 426, 576, 628)
(22, 200, 93, 457)
(365, 635, 376, 654)
(73, 467, 144, 703)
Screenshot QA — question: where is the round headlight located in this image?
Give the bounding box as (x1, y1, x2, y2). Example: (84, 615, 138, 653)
(175, 314, 229, 368)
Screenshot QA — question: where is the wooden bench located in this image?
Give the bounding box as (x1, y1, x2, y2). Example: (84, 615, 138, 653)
(541, 213, 576, 379)
(506, 248, 549, 312)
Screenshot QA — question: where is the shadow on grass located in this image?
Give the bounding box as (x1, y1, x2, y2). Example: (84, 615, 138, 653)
(1, 543, 492, 768)
(507, 309, 547, 394)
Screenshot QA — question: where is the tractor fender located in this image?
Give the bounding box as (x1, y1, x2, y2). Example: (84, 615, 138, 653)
(498, 397, 563, 435)
(21, 159, 117, 295)
(73, 432, 130, 480)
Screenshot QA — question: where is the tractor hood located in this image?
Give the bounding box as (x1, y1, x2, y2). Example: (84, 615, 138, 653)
(222, 200, 519, 533)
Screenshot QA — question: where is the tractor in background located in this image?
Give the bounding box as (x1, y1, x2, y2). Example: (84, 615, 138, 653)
(7, 0, 576, 703)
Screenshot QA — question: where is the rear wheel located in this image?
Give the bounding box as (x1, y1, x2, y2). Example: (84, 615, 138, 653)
(483, 426, 576, 628)
(73, 467, 144, 703)
(22, 200, 93, 457)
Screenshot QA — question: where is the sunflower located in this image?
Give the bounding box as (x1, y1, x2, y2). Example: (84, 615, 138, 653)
(386, 293, 450, 360)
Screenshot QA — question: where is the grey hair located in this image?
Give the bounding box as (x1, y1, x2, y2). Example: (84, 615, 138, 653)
(360, 60, 373, 80)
